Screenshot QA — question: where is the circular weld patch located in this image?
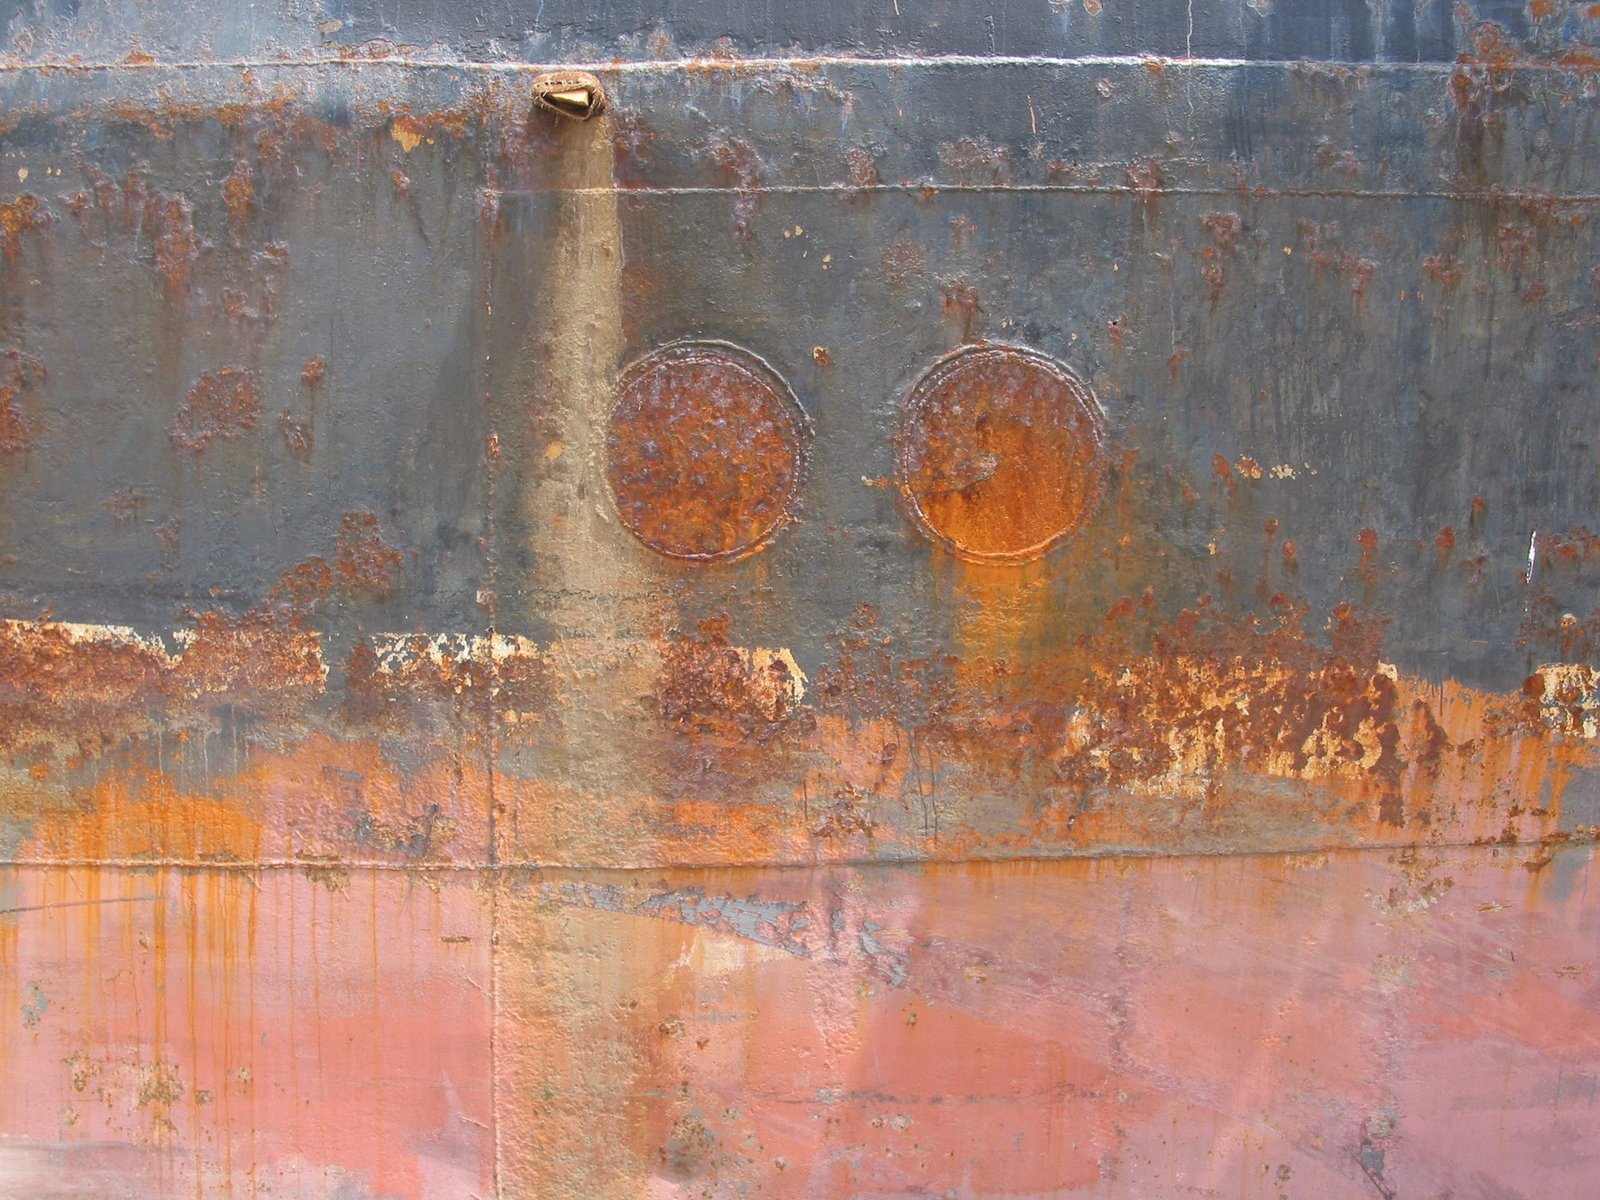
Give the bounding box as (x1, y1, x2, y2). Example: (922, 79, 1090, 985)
(606, 342, 809, 563)
(896, 344, 1108, 563)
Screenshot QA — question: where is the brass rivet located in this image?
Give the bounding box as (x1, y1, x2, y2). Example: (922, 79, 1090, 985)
(532, 71, 606, 120)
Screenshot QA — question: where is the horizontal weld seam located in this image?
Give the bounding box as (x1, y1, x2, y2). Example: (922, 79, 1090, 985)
(0, 54, 1586, 76)
(488, 183, 1600, 202)
(0, 836, 1585, 876)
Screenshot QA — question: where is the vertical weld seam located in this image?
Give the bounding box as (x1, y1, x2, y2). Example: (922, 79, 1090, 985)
(489, 864, 503, 1200)
(478, 127, 506, 1199)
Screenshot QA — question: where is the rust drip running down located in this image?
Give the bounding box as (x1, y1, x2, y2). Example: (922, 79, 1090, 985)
(605, 342, 809, 563)
(896, 344, 1108, 563)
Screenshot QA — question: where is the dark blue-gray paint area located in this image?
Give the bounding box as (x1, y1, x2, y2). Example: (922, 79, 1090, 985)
(0, 29, 1596, 699)
(0, 0, 1592, 63)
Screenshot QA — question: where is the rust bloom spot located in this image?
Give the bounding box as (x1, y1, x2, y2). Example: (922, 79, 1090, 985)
(0, 397, 30, 453)
(897, 344, 1108, 563)
(170, 368, 260, 451)
(221, 160, 254, 225)
(844, 147, 880, 188)
(150, 193, 198, 293)
(0, 194, 50, 260)
(0, 348, 45, 454)
(606, 343, 809, 563)
(335, 511, 404, 598)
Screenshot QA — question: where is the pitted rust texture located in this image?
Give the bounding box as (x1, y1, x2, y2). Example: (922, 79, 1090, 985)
(0, 349, 45, 455)
(1, 31, 1599, 1197)
(168, 367, 260, 452)
(605, 343, 808, 562)
(0, 43, 1589, 869)
(896, 345, 1108, 563)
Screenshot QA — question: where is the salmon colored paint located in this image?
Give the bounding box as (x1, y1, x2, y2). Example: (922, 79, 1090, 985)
(7, 848, 1591, 1197)
(0, 868, 493, 1198)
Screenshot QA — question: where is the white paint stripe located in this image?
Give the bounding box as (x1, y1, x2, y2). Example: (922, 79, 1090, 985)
(0, 53, 1576, 78)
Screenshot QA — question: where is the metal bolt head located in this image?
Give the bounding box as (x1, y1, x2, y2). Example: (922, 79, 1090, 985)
(532, 71, 607, 120)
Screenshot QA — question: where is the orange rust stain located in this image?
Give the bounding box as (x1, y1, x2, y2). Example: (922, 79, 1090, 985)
(150, 193, 198, 293)
(1199, 211, 1243, 252)
(7, 723, 492, 867)
(5, 595, 1596, 873)
(390, 115, 426, 152)
(220, 160, 254, 227)
(844, 146, 880, 187)
(1198, 211, 1242, 301)
(0, 613, 321, 772)
(1436, 525, 1458, 562)
(0, 194, 49, 260)
(341, 632, 549, 736)
(1358, 526, 1381, 583)
(0, 621, 175, 760)
(1538, 525, 1600, 565)
(1125, 158, 1162, 193)
(218, 286, 251, 321)
(264, 559, 332, 621)
(643, 618, 813, 812)
(242, 732, 488, 862)
(1301, 221, 1377, 303)
(605, 343, 808, 562)
(174, 611, 325, 701)
(492, 591, 1600, 867)
(657, 618, 803, 734)
(169, 368, 261, 451)
(896, 344, 1108, 563)
(1460, 16, 1600, 72)
(334, 511, 405, 597)
(379, 96, 486, 143)
(34, 772, 264, 863)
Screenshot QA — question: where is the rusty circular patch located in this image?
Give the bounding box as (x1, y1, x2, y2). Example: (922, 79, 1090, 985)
(606, 343, 809, 563)
(896, 344, 1108, 563)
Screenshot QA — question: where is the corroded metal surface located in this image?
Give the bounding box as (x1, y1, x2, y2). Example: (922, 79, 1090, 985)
(897, 343, 1108, 562)
(607, 342, 809, 561)
(1, 0, 1599, 1196)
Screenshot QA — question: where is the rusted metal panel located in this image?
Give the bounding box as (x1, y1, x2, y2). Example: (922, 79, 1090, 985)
(1, 1, 1598, 1196)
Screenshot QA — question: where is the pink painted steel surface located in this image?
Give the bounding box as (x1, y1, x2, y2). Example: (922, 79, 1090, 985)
(2, 1, 1600, 1195)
